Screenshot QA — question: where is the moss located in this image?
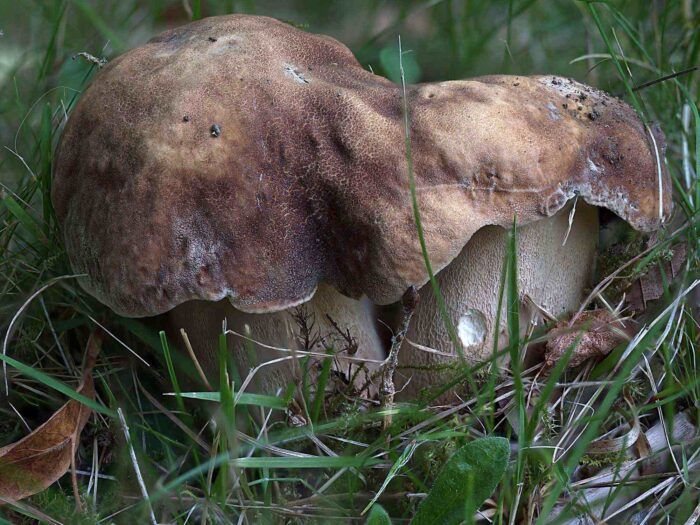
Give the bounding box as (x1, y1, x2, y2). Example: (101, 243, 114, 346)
(579, 451, 625, 470)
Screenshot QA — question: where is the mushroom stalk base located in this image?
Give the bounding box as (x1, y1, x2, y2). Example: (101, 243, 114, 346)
(166, 284, 384, 399)
(395, 201, 599, 402)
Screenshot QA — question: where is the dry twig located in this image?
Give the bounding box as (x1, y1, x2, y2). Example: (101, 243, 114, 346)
(380, 287, 418, 430)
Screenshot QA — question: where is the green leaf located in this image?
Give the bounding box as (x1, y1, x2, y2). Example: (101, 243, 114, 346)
(363, 440, 420, 514)
(367, 504, 392, 525)
(412, 437, 509, 525)
(0, 352, 116, 418)
(2, 196, 47, 246)
(311, 346, 333, 423)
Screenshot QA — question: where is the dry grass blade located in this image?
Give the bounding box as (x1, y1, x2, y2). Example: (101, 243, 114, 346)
(117, 407, 157, 525)
(584, 392, 640, 456)
(2, 274, 86, 394)
(554, 411, 699, 523)
(0, 333, 100, 505)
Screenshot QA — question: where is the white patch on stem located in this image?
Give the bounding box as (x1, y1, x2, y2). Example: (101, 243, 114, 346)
(457, 309, 487, 348)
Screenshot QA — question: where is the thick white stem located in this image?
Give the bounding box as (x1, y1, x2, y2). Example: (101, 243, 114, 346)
(395, 202, 599, 401)
(166, 284, 384, 396)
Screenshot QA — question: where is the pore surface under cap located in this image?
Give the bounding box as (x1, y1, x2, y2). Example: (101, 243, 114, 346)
(52, 15, 672, 317)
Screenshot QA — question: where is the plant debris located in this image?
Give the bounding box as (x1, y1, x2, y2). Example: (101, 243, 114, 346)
(0, 334, 100, 506)
(380, 286, 418, 430)
(544, 309, 630, 369)
(626, 243, 687, 312)
(72, 52, 107, 68)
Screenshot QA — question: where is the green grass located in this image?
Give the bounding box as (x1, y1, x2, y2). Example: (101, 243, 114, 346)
(1, 0, 700, 523)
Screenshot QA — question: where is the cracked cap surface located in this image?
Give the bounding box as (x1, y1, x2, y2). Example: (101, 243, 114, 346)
(53, 14, 672, 317)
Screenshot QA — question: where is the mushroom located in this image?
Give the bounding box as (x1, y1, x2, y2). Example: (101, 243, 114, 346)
(392, 76, 672, 400)
(52, 15, 671, 399)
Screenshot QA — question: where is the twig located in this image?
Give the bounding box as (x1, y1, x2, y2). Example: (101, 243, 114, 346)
(224, 330, 383, 364)
(632, 65, 699, 91)
(87, 315, 151, 367)
(380, 287, 418, 430)
(72, 52, 107, 68)
(71, 449, 82, 513)
(325, 314, 358, 356)
(291, 305, 321, 351)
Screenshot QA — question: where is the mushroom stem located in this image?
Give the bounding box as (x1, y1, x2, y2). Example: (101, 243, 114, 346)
(166, 284, 384, 399)
(167, 299, 295, 393)
(309, 284, 386, 392)
(395, 201, 599, 401)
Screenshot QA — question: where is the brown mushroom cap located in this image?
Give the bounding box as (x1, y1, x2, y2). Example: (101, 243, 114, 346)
(53, 14, 672, 318)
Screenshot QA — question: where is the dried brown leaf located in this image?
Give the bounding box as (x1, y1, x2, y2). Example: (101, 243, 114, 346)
(0, 335, 100, 504)
(545, 309, 630, 369)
